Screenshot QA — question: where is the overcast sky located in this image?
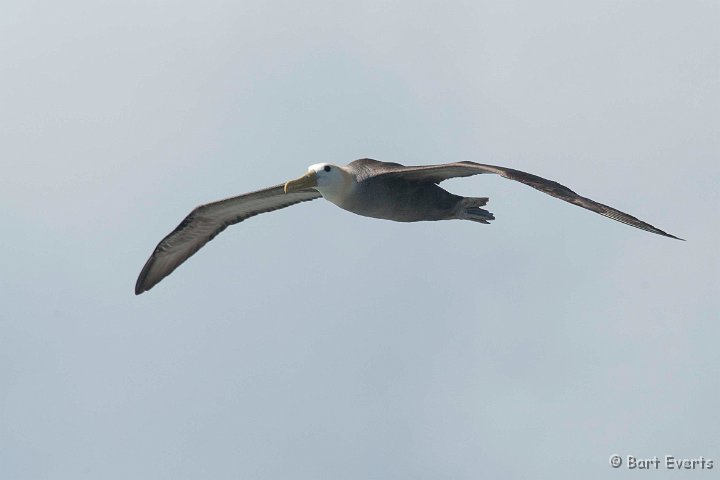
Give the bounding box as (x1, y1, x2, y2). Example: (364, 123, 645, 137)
(2, 0, 718, 478)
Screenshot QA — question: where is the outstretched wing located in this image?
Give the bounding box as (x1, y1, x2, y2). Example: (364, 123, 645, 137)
(367, 160, 683, 240)
(135, 185, 321, 294)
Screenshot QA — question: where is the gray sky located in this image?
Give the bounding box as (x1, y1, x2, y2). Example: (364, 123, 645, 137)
(2, 0, 718, 478)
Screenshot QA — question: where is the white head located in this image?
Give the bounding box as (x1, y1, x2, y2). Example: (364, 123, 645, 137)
(284, 163, 354, 205)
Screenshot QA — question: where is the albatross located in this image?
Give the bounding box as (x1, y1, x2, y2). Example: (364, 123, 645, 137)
(135, 159, 682, 294)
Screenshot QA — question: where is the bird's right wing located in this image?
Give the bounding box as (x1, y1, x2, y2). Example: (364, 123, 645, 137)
(135, 185, 321, 294)
(366, 160, 683, 240)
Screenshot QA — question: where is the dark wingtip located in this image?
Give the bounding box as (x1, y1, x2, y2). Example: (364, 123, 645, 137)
(134, 270, 160, 294)
(659, 231, 685, 241)
(134, 278, 147, 295)
(134, 260, 154, 295)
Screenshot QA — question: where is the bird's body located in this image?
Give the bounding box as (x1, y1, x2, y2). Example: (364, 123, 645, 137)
(135, 158, 682, 294)
(338, 163, 463, 222)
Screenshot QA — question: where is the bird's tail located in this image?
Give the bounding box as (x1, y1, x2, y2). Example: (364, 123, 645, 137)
(456, 197, 495, 224)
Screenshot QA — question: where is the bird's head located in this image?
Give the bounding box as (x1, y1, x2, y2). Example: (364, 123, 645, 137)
(284, 163, 353, 204)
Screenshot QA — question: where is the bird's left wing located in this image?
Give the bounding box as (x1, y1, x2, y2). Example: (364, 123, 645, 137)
(135, 185, 321, 294)
(367, 161, 682, 240)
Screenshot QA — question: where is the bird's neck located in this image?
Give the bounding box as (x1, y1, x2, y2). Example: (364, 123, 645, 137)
(317, 167, 356, 208)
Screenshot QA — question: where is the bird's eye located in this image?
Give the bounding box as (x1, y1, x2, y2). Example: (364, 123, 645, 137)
(324, 165, 331, 172)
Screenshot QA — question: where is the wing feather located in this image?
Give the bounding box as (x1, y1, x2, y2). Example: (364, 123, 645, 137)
(367, 161, 683, 240)
(135, 185, 321, 294)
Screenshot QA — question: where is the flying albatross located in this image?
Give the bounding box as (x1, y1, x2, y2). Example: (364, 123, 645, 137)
(135, 159, 682, 294)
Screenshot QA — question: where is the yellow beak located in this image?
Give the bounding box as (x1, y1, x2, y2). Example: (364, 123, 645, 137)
(284, 171, 318, 193)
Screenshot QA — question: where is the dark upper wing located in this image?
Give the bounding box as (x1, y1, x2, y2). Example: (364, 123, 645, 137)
(135, 185, 321, 294)
(364, 160, 683, 240)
